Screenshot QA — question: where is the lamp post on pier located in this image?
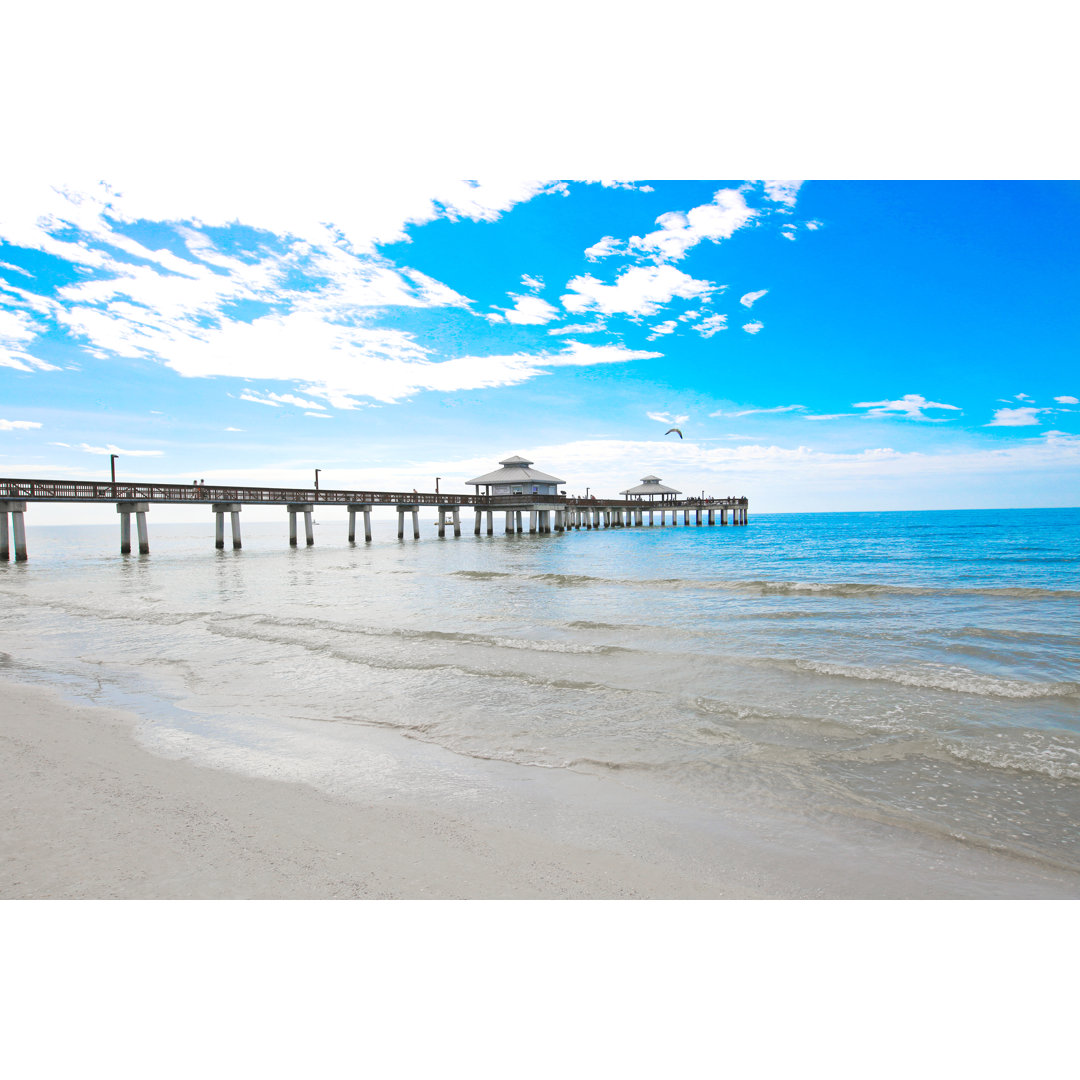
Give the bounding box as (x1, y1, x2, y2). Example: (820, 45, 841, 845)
(435, 477, 441, 496)
(110, 453, 118, 496)
(314, 469, 321, 498)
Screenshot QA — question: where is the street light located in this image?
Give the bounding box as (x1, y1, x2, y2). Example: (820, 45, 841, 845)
(314, 469, 321, 495)
(110, 454, 118, 484)
(435, 477, 441, 496)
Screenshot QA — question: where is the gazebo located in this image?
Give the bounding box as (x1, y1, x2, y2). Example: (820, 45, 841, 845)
(619, 475, 682, 501)
(466, 455, 566, 497)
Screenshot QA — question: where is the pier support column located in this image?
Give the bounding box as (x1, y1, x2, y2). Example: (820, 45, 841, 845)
(515, 509, 523, 533)
(707, 508, 714, 525)
(395, 504, 419, 539)
(486, 510, 494, 536)
(453, 508, 461, 537)
(505, 510, 513, 535)
(0, 500, 28, 562)
(116, 502, 149, 555)
(554, 508, 564, 532)
(287, 503, 315, 546)
(474, 509, 482, 535)
(348, 504, 373, 543)
(437, 507, 447, 538)
(529, 509, 537, 533)
(696, 508, 702, 526)
(213, 503, 242, 549)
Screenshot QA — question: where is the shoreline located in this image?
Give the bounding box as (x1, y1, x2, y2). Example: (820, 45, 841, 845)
(3, 674, 1078, 900)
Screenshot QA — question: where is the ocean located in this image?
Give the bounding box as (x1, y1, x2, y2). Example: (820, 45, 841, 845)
(2, 506, 1078, 892)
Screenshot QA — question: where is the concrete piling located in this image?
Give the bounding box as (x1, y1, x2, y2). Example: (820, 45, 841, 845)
(287, 503, 315, 546)
(116, 501, 149, 554)
(213, 503, 242, 549)
(347, 503, 373, 543)
(0, 500, 28, 561)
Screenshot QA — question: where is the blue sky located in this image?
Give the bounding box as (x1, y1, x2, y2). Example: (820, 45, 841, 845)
(2, 177, 1077, 519)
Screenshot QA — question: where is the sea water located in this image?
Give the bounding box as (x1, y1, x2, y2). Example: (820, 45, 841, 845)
(2, 507, 1078, 884)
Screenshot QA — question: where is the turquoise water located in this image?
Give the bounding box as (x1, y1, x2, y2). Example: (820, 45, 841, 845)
(2, 507, 1078, 880)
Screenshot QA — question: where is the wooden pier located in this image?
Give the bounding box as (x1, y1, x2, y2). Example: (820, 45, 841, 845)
(0, 478, 748, 562)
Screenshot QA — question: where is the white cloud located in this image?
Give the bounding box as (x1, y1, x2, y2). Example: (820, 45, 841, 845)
(520, 274, 544, 291)
(305, 411, 331, 419)
(496, 294, 561, 325)
(1014, 392, 1032, 401)
(629, 188, 756, 262)
(0, 418, 42, 430)
(987, 406, 1047, 426)
(51, 442, 164, 456)
(647, 411, 689, 425)
(511, 429, 1080, 504)
(562, 264, 715, 317)
(546, 321, 606, 336)
(710, 405, 806, 418)
(739, 289, 768, 308)
(584, 236, 624, 261)
(240, 390, 327, 409)
(804, 220, 822, 230)
(1055, 396, 1079, 405)
(646, 320, 677, 341)
(761, 181, 802, 206)
(742, 321, 764, 334)
(225, 427, 244, 432)
(0, 307, 59, 371)
(854, 394, 961, 420)
(780, 226, 798, 241)
(694, 314, 728, 338)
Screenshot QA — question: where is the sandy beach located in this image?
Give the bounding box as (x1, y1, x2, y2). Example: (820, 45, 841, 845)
(3, 675, 1077, 900)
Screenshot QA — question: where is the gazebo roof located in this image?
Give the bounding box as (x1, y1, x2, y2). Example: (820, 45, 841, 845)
(466, 454, 566, 487)
(620, 475, 682, 496)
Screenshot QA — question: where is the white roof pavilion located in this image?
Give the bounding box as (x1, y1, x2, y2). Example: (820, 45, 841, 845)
(466, 455, 566, 492)
(620, 475, 682, 500)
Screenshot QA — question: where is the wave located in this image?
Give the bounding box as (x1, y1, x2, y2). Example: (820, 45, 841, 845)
(211, 613, 626, 656)
(788, 657, 1080, 700)
(449, 573, 1080, 601)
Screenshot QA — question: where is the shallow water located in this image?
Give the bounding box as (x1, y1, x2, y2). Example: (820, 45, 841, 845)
(2, 507, 1078, 878)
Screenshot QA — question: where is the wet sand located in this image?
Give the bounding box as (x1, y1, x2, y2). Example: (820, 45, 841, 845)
(2, 677, 1077, 899)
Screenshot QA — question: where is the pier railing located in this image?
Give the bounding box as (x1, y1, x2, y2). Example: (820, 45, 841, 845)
(0, 477, 747, 509)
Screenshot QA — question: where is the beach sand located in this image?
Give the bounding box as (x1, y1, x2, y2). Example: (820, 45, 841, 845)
(3, 676, 1077, 899)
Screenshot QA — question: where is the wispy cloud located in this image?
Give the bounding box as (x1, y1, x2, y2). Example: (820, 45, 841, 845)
(987, 406, 1047, 426)
(742, 321, 764, 334)
(710, 404, 805, 418)
(739, 289, 768, 308)
(1054, 395, 1078, 405)
(562, 265, 715, 317)
(547, 321, 606, 336)
(647, 411, 689, 425)
(693, 313, 728, 338)
(853, 394, 961, 420)
(629, 189, 757, 263)
(761, 181, 802, 207)
(646, 320, 677, 341)
(584, 236, 624, 261)
(239, 390, 327, 410)
(520, 274, 544, 291)
(0, 419, 43, 430)
(490, 294, 561, 325)
(50, 442, 164, 456)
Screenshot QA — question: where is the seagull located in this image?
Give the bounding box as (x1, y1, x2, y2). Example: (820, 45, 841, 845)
(665, 427, 683, 438)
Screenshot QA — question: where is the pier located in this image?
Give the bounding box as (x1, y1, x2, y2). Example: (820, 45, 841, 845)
(0, 474, 748, 562)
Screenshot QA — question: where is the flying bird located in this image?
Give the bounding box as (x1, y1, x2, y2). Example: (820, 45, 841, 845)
(665, 427, 683, 438)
